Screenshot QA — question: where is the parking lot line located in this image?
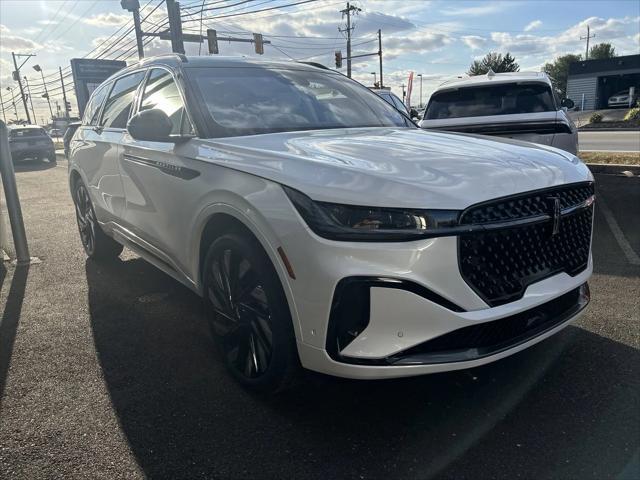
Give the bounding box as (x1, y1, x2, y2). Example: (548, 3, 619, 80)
(597, 195, 640, 266)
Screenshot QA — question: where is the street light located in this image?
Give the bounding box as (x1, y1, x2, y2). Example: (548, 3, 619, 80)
(32, 64, 54, 121)
(371, 71, 377, 87)
(417, 73, 423, 108)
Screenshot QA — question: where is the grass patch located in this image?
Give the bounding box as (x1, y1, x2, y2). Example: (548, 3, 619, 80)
(579, 151, 640, 165)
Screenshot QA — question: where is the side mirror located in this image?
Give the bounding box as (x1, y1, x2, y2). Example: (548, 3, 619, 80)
(561, 98, 575, 109)
(127, 108, 174, 142)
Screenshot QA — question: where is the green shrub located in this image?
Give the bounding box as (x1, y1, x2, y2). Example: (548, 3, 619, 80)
(623, 107, 640, 121)
(589, 112, 603, 123)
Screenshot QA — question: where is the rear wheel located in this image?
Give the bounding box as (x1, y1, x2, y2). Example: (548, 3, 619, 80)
(73, 180, 123, 260)
(203, 233, 299, 392)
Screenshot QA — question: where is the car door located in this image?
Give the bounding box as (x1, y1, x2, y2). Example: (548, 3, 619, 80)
(90, 70, 147, 223)
(72, 81, 123, 222)
(119, 67, 197, 274)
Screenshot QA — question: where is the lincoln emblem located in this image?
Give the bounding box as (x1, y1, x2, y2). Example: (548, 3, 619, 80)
(547, 196, 561, 236)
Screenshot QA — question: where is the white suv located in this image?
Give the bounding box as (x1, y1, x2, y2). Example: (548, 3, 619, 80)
(419, 71, 579, 154)
(69, 56, 594, 391)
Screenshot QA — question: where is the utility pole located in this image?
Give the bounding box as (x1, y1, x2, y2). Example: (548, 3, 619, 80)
(11, 52, 34, 124)
(166, 0, 185, 54)
(378, 29, 383, 88)
(417, 73, 423, 108)
(60, 67, 70, 118)
(6, 87, 18, 121)
(339, 2, 361, 78)
(120, 0, 145, 59)
(581, 25, 595, 60)
(371, 72, 377, 87)
(0, 88, 5, 123)
(33, 65, 54, 121)
(23, 76, 36, 123)
(401, 83, 406, 103)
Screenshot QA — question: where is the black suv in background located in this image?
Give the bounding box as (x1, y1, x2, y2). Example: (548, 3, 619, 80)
(7, 125, 56, 164)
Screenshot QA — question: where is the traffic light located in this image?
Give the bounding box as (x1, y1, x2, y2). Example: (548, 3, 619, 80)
(65, 101, 72, 113)
(254, 33, 264, 55)
(207, 29, 219, 54)
(335, 51, 342, 69)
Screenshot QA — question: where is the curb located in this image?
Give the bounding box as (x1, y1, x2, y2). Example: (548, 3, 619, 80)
(586, 163, 640, 175)
(578, 128, 640, 132)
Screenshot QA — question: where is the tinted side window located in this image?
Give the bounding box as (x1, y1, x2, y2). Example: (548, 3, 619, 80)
(140, 69, 194, 135)
(83, 83, 109, 126)
(101, 72, 145, 129)
(390, 94, 407, 113)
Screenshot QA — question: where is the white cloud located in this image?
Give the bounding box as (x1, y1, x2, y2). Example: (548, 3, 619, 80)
(488, 15, 640, 60)
(83, 13, 130, 27)
(524, 20, 542, 32)
(461, 35, 488, 50)
(385, 32, 452, 59)
(441, 2, 506, 16)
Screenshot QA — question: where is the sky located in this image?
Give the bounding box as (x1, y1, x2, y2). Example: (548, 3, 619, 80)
(0, 0, 639, 122)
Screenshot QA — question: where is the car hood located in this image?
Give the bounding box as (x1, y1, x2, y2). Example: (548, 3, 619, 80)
(194, 127, 592, 209)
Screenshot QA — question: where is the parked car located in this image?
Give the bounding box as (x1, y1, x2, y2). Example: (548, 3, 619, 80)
(7, 125, 56, 163)
(49, 128, 63, 137)
(419, 71, 578, 154)
(607, 88, 638, 108)
(69, 55, 593, 392)
(370, 88, 410, 115)
(63, 121, 81, 158)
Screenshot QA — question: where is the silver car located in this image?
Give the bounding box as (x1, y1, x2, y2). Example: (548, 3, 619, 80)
(419, 72, 579, 154)
(607, 89, 637, 108)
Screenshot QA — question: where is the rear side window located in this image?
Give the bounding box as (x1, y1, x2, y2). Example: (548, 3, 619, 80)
(83, 84, 110, 126)
(389, 94, 408, 113)
(100, 71, 145, 129)
(425, 83, 555, 119)
(139, 69, 194, 135)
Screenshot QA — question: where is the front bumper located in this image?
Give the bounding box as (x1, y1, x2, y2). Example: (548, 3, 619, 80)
(260, 183, 594, 379)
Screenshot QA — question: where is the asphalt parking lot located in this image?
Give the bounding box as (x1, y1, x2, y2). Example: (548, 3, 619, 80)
(0, 159, 638, 479)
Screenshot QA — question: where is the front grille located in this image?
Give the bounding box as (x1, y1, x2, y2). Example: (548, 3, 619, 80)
(459, 183, 594, 307)
(390, 283, 589, 365)
(460, 183, 594, 225)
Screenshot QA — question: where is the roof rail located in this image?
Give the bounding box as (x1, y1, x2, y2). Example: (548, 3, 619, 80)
(297, 61, 329, 70)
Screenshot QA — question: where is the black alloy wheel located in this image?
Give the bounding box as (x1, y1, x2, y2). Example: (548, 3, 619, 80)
(73, 180, 123, 260)
(204, 233, 298, 391)
(75, 182, 97, 255)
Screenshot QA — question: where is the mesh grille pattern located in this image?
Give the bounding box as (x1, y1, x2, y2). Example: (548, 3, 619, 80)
(460, 183, 594, 225)
(459, 184, 593, 307)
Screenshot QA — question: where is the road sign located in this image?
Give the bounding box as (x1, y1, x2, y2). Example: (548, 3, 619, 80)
(70, 58, 127, 116)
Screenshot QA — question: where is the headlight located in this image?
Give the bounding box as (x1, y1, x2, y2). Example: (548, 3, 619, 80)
(283, 186, 460, 241)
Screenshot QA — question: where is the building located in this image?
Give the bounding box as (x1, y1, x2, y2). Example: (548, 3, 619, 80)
(566, 54, 640, 110)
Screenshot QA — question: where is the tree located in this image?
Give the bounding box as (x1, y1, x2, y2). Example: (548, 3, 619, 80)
(467, 52, 520, 75)
(589, 43, 616, 60)
(542, 53, 582, 98)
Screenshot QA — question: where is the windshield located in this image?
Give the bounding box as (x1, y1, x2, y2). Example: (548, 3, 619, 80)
(188, 66, 410, 137)
(425, 82, 556, 120)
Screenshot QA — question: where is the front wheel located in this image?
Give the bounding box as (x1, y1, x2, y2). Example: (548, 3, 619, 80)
(73, 180, 123, 260)
(203, 233, 299, 393)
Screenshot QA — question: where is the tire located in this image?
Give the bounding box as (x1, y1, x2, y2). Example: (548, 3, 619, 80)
(73, 180, 123, 260)
(203, 233, 299, 393)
